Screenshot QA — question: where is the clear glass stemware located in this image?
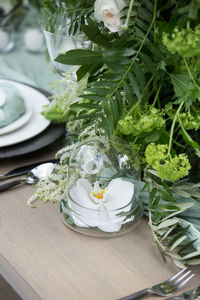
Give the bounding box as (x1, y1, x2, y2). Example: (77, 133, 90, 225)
(43, 30, 92, 78)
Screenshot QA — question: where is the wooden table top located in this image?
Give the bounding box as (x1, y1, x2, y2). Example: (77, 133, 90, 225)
(0, 148, 199, 300)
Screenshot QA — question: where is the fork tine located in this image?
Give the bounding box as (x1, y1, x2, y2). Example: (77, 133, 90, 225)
(168, 267, 188, 282)
(173, 270, 192, 285)
(174, 273, 195, 291)
(165, 270, 195, 294)
(160, 268, 195, 295)
(118, 268, 195, 299)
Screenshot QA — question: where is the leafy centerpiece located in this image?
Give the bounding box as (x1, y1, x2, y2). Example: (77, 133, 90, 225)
(31, 0, 200, 267)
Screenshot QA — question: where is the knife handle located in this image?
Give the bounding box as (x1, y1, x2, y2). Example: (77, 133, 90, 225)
(4, 158, 60, 179)
(0, 175, 7, 181)
(0, 179, 24, 192)
(118, 288, 150, 300)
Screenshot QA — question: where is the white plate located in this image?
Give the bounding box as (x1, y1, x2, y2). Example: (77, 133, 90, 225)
(0, 79, 50, 147)
(0, 97, 32, 135)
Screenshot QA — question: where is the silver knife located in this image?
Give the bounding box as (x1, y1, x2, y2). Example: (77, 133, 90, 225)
(168, 286, 200, 299)
(0, 158, 59, 181)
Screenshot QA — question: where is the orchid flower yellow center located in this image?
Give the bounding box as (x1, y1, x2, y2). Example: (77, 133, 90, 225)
(91, 189, 107, 199)
(90, 181, 107, 202)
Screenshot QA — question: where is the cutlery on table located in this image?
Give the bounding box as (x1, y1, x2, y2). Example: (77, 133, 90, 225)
(167, 285, 200, 299)
(0, 158, 59, 181)
(0, 162, 55, 192)
(118, 268, 195, 300)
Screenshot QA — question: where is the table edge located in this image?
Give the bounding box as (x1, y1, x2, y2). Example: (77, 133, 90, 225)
(0, 253, 41, 300)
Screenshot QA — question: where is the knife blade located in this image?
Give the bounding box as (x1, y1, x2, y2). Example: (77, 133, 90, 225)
(167, 286, 200, 299)
(0, 158, 60, 181)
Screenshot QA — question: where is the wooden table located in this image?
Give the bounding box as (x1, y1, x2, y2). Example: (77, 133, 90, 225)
(0, 147, 199, 300)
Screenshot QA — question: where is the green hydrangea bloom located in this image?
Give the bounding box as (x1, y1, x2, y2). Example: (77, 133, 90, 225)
(174, 57, 200, 74)
(145, 143, 191, 181)
(162, 26, 200, 57)
(165, 103, 200, 130)
(117, 105, 165, 136)
(131, 143, 146, 165)
(179, 112, 200, 130)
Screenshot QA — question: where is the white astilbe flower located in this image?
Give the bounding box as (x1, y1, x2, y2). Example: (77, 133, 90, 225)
(27, 160, 68, 206)
(29, 178, 68, 205)
(56, 142, 78, 157)
(55, 71, 88, 109)
(27, 195, 38, 207)
(79, 124, 96, 138)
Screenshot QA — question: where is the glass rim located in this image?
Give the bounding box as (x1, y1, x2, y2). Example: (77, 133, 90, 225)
(42, 29, 86, 38)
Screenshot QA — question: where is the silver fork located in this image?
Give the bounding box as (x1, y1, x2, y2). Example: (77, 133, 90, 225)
(118, 268, 195, 300)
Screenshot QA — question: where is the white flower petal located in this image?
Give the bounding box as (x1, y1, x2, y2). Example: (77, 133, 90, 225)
(69, 179, 100, 227)
(100, 179, 134, 232)
(98, 222, 122, 233)
(68, 199, 101, 228)
(97, 208, 122, 232)
(105, 178, 134, 210)
(115, 0, 126, 10)
(69, 178, 94, 208)
(67, 200, 89, 228)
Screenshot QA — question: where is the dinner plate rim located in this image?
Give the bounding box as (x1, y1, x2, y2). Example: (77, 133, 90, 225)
(0, 79, 51, 147)
(0, 94, 33, 136)
(0, 79, 66, 159)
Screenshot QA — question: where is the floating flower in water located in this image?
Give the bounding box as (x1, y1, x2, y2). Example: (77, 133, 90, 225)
(68, 178, 134, 233)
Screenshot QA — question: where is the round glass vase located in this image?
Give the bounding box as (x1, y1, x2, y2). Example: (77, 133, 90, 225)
(59, 137, 143, 238)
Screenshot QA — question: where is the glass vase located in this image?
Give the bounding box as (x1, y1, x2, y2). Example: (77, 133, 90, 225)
(59, 137, 143, 238)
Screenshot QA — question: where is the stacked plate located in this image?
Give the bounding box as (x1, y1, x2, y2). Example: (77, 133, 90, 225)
(0, 79, 66, 159)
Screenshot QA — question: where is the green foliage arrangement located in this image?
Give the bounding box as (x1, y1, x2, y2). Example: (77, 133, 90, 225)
(34, 0, 200, 267)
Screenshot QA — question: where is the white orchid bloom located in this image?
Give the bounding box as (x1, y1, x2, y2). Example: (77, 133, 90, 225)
(94, 0, 126, 33)
(68, 178, 134, 233)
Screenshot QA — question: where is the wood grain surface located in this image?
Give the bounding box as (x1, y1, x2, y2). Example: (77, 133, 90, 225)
(0, 150, 199, 300)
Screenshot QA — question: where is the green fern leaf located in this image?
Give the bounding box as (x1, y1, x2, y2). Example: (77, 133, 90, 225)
(122, 81, 135, 107)
(128, 72, 141, 101)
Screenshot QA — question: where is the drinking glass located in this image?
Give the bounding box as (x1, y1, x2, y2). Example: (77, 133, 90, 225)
(43, 30, 92, 78)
